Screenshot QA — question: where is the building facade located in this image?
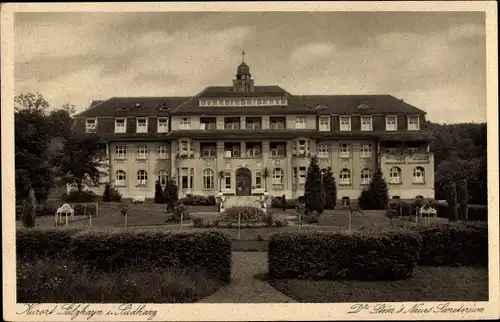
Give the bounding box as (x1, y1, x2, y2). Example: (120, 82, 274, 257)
(75, 60, 435, 205)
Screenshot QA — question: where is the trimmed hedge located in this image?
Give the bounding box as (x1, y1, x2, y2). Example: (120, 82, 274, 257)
(268, 230, 421, 281)
(16, 229, 232, 283)
(416, 222, 488, 266)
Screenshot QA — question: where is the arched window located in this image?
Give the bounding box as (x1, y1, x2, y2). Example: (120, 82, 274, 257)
(360, 168, 372, 185)
(115, 170, 126, 187)
(389, 167, 402, 184)
(413, 167, 425, 183)
(339, 168, 351, 185)
(203, 169, 215, 190)
(272, 168, 284, 185)
(157, 170, 168, 186)
(137, 170, 148, 186)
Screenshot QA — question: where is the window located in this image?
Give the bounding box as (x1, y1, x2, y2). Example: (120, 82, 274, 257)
(158, 117, 169, 133)
(246, 142, 262, 158)
(340, 116, 351, 131)
(158, 145, 169, 159)
(178, 140, 193, 157)
(115, 118, 126, 133)
(339, 169, 351, 185)
(136, 117, 148, 133)
(270, 142, 286, 158)
(339, 144, 350, 158)
(386, 116, 397, 131)
(389, 167, 402, 184)
(136, 145, 148, 160)
(246, 117, 261, 130)
(298, 167, 306, 184)
(255, 170, 262, 189)
(224, 117, 240, 130)
(203, 169, 215, 190)
(361, 116, 372, 131)
(360, 144, 372, 158)
(413, 167, 425, 183)
(157, 170, 168, 186)
(294, 139, 307, 155)
(137, 170, 148, 186)
(408, 116, 420, 131)
(224, 171, 232, 189)
(115, 145, 127, 159)
(295, 116, 306, 129)
(318, 143, 329, 158)
(319, 116, 330, 131)
(270, 117, 285, 130)
(85, 119, 97, 133)
(361, 169, 372, 185)
(272, 168, 284, 185)
(180, 117, 191, 130)
(201, 143, 216, 158)
(224, 143, 240, 158)
(115, 170, 126, 187)
(180, 168, 189, 189)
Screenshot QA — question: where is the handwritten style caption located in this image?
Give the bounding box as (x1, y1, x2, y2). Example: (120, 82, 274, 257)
(18, 303, 158, 320)
(347, 302, 485, 315)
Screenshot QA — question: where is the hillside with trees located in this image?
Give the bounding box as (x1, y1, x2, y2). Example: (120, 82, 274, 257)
(428, 121, 487, 205)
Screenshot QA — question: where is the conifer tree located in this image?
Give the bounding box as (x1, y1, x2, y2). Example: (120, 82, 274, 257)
(304, 155, 325, 214)
(154, 180, 164, 204)
(358, 168, 389, 210)
(323, 167, 337, 209)
(103, 183, 111, 202)
(163, 177, 178, 212)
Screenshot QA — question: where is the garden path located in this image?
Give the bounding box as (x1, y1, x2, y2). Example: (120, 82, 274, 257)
(197, 252, 297, 303)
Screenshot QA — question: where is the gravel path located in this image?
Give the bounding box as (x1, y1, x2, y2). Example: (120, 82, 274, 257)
(197, 252, 296, 303)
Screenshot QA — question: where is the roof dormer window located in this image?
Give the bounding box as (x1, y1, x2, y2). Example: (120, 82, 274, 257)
(136, 117, 148, 133)
(85, 118, 97, 133)
(357, 104, 370, 109)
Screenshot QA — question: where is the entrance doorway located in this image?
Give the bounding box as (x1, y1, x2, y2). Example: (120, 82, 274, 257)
(235, 168, 252, 196)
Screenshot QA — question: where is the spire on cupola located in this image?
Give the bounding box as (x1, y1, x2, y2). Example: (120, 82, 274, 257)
(233, 50, 255, 92)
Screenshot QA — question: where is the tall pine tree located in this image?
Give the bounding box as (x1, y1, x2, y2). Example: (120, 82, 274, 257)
(163, 177, 179, 212)
(154, 180, 164, 204)
(323, 167, 337, 209)
(358, 168, 389, 210)
(304, 155, 325, 214)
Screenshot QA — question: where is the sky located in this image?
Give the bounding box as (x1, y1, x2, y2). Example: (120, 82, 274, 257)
(14, 11, 486, 123)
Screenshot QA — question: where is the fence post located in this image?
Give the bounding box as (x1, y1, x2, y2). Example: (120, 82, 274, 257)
(348, 209, 352, 234)
(180, 212, 184, 229)
(65, 212, 68, 228)
(96, 202, 99, 217)
(89, 209, 92, 228)
(298, 213, 302, 230)
(238, 213, 241, 240)
(125, 213, 128, 228)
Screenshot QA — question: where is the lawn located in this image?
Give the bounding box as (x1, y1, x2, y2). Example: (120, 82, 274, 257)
(269, 266, 489, 302)
(17, 258, 222, 303)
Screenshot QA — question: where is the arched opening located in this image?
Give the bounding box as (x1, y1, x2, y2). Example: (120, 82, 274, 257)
(235, 167, 252, 196)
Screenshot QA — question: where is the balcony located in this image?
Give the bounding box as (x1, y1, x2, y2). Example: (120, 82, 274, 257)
(382, 153, 431, 164)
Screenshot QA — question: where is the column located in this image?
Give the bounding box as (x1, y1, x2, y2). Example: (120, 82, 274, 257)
(240, 116, 246, 130)
(170, 141, 177, 180)
(241, 140, 246, 158)
(286, 140, 293, 197)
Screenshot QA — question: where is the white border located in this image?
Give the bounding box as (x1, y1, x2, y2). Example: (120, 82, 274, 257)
(2, 2, 499, 321)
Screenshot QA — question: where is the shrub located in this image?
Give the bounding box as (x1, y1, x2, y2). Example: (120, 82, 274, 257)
(263, 213, 276, 227)
(166, 204, 191, 222)
(467, 205, 488, 222)
(271, 197, 296, 209)
(388, 200, 411, 217)
(16, 229, 79, 261)
(269, 230, 421, 280)
(218, 206, 265, 223)
(323, 167, 337, 210)
(192, 216, 204, 227)
(301, 214, 320, 224)
(103, 183, 111, 202)
(61, 190, 98, 203)
(274, 219, 289, 227)
(358, 168, 389, 210)
(416, 222, 488, 266)
(17, 229, 232, 283)
(154, 181, 164, 204)
(206, 195, 216, 206)
(36, 202, 58, 217)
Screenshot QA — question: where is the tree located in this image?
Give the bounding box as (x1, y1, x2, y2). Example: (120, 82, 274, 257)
(217, 170, 225, 192)
(15, 93, 55, 203)
(103, 183, 111, 202)
(442, 180, 459, 221)
(24, 187, 37, 228)
(457, 179, 469, 221)
(358, 168, 389, 210)
(262, 167, 270, 192)
(154, 180, 164, 204)
(304, 155, 325, 214)
(53, 133, 108, 192)
(323, 167, 337, 209)
(164, 177, 178, 212)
